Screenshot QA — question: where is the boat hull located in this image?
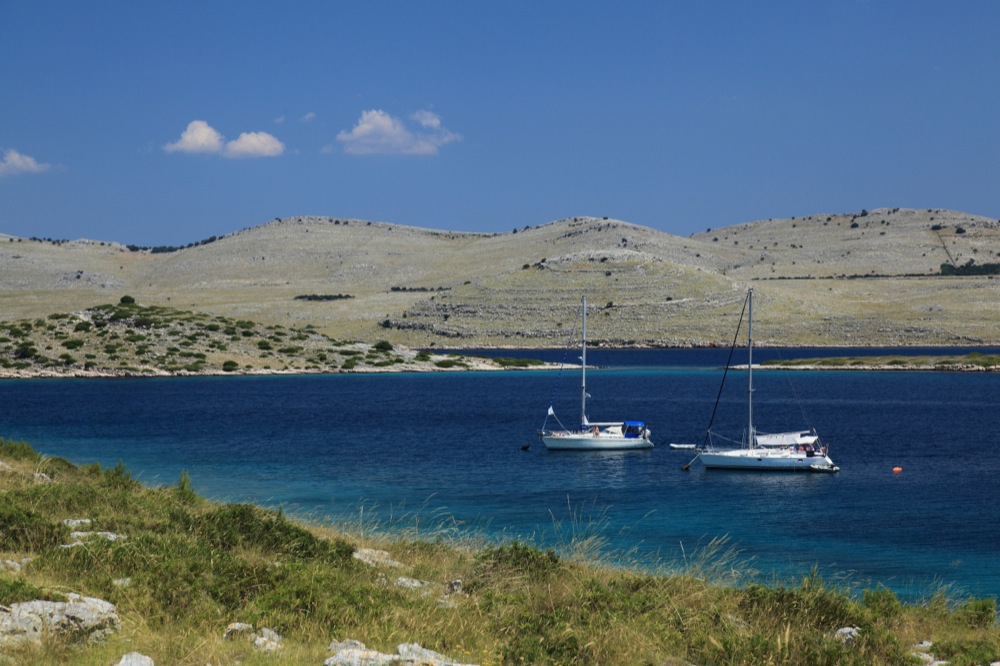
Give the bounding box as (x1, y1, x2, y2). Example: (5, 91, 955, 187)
(542, 433, 653, 451)
(699, 449, 838, 471)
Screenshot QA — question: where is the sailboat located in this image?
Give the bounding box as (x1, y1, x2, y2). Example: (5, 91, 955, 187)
(540, 296, 653, 450)
(696, 288, 839, 472)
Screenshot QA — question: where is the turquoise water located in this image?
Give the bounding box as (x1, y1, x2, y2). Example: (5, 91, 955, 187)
(1, 350, 998, 600)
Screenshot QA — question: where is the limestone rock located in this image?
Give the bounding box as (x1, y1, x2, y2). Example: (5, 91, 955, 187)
(834, 626, 860, 645)
(0, 593, 120, 646)
(324, 639, 479, 666)
(253, 627, 282, 652)
(62, 518, 92, 528)
(222, 622, 281, 652)
(395, 576, 426, 589)
(352, 548, 409, 569)
(223, 621, 254, 640)
(115, 652, 154, 666)
(0, 560, 18, 573)
(328, 638, 367, 653)
(60, 531, 127, 549)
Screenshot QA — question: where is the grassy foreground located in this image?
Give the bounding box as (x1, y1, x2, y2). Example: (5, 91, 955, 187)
(1, 439, 997, 665)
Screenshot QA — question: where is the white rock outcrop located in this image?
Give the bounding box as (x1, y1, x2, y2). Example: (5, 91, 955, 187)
(324, 639, 478, 666)
(115, 652, 154, 666)
(0, 593, 120, 646)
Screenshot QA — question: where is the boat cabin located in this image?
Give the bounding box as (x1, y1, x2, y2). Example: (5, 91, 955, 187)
(577, 421, 647, 438)
(623, 421, 647, 438)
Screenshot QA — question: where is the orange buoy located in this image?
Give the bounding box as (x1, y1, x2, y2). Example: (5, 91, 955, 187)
(892, 466, 903, 473)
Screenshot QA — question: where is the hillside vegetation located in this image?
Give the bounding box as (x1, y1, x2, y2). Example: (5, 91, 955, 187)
(0, 297, 507, 378)
(1, 439, 997, 665)
(3, 208, 1000, 348)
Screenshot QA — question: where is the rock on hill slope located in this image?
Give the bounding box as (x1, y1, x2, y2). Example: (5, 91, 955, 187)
(3, 209, 999, 348)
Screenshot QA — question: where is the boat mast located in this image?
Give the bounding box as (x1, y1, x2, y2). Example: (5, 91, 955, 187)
(747, 288, 754, 448)
(580, 295, 587, 426)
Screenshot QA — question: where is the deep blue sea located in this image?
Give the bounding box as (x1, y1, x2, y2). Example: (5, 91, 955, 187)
(2, 347, 999, 601)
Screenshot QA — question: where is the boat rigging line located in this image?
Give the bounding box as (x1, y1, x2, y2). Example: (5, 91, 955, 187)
(540, 302, 581, 435)
(681, 290, 750, 471)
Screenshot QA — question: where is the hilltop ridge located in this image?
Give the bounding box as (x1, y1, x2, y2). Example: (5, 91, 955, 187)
(3, 208, 999, 348)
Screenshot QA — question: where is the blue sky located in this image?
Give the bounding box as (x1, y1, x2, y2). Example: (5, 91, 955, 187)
(2, 1, 998, 246)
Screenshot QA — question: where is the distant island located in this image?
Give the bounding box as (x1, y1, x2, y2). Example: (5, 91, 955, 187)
(0, 297, 550, 379)
(5, 208, 1000, 349)
(761, 352, 1000, 371)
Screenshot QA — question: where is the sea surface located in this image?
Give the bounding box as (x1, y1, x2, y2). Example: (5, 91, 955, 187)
(2, 347, 999, 601)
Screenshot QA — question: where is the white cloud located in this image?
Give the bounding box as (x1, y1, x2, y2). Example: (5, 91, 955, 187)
(336, 109, 461, 155)
(411, 109, 441, 129)
(164, 120, 224, 154)
(164, 120, 284, 159)
(0, 148, 51, 177)
(300, 112, 317, 123)
(224, 131, 285, 159)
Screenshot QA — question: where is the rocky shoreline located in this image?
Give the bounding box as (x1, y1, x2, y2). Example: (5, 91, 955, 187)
(0, 355, 517, 380)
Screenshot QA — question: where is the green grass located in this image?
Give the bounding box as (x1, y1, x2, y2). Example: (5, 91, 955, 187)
(0, 437, 997, 665)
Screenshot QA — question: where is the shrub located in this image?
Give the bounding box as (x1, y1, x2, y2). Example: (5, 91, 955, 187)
(0, 439, 41, 461)
(192, 504, 353, 564)
(864, 585, 902, 619)
(222, 360, 239, 372)
(434, 358, 467, 369)
(0, 503, 67, 551)
(13, 343, 37, 359)
(472, 541, 561, 584)
(0, 576, 65, 605)
(176, 469, 198, 504)
(493, 357, 545, 368)
(101, 459, 139, 491)
(958, 597, 996, 629)
(739, 572, 861, 629)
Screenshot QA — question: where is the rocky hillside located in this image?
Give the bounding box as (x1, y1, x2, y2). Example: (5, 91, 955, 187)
(0, 299, 510, 378)
(3, 208, 999, 348)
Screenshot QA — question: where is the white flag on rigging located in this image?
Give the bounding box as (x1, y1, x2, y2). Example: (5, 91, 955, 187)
(547, 406, 555, 416)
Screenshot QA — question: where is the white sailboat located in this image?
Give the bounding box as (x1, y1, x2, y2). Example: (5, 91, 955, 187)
(541, 296, 653, 451)
(696, 288, 839, 472)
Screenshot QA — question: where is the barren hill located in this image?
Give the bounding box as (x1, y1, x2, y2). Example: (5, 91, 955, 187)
(3, 209, 999, 348)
